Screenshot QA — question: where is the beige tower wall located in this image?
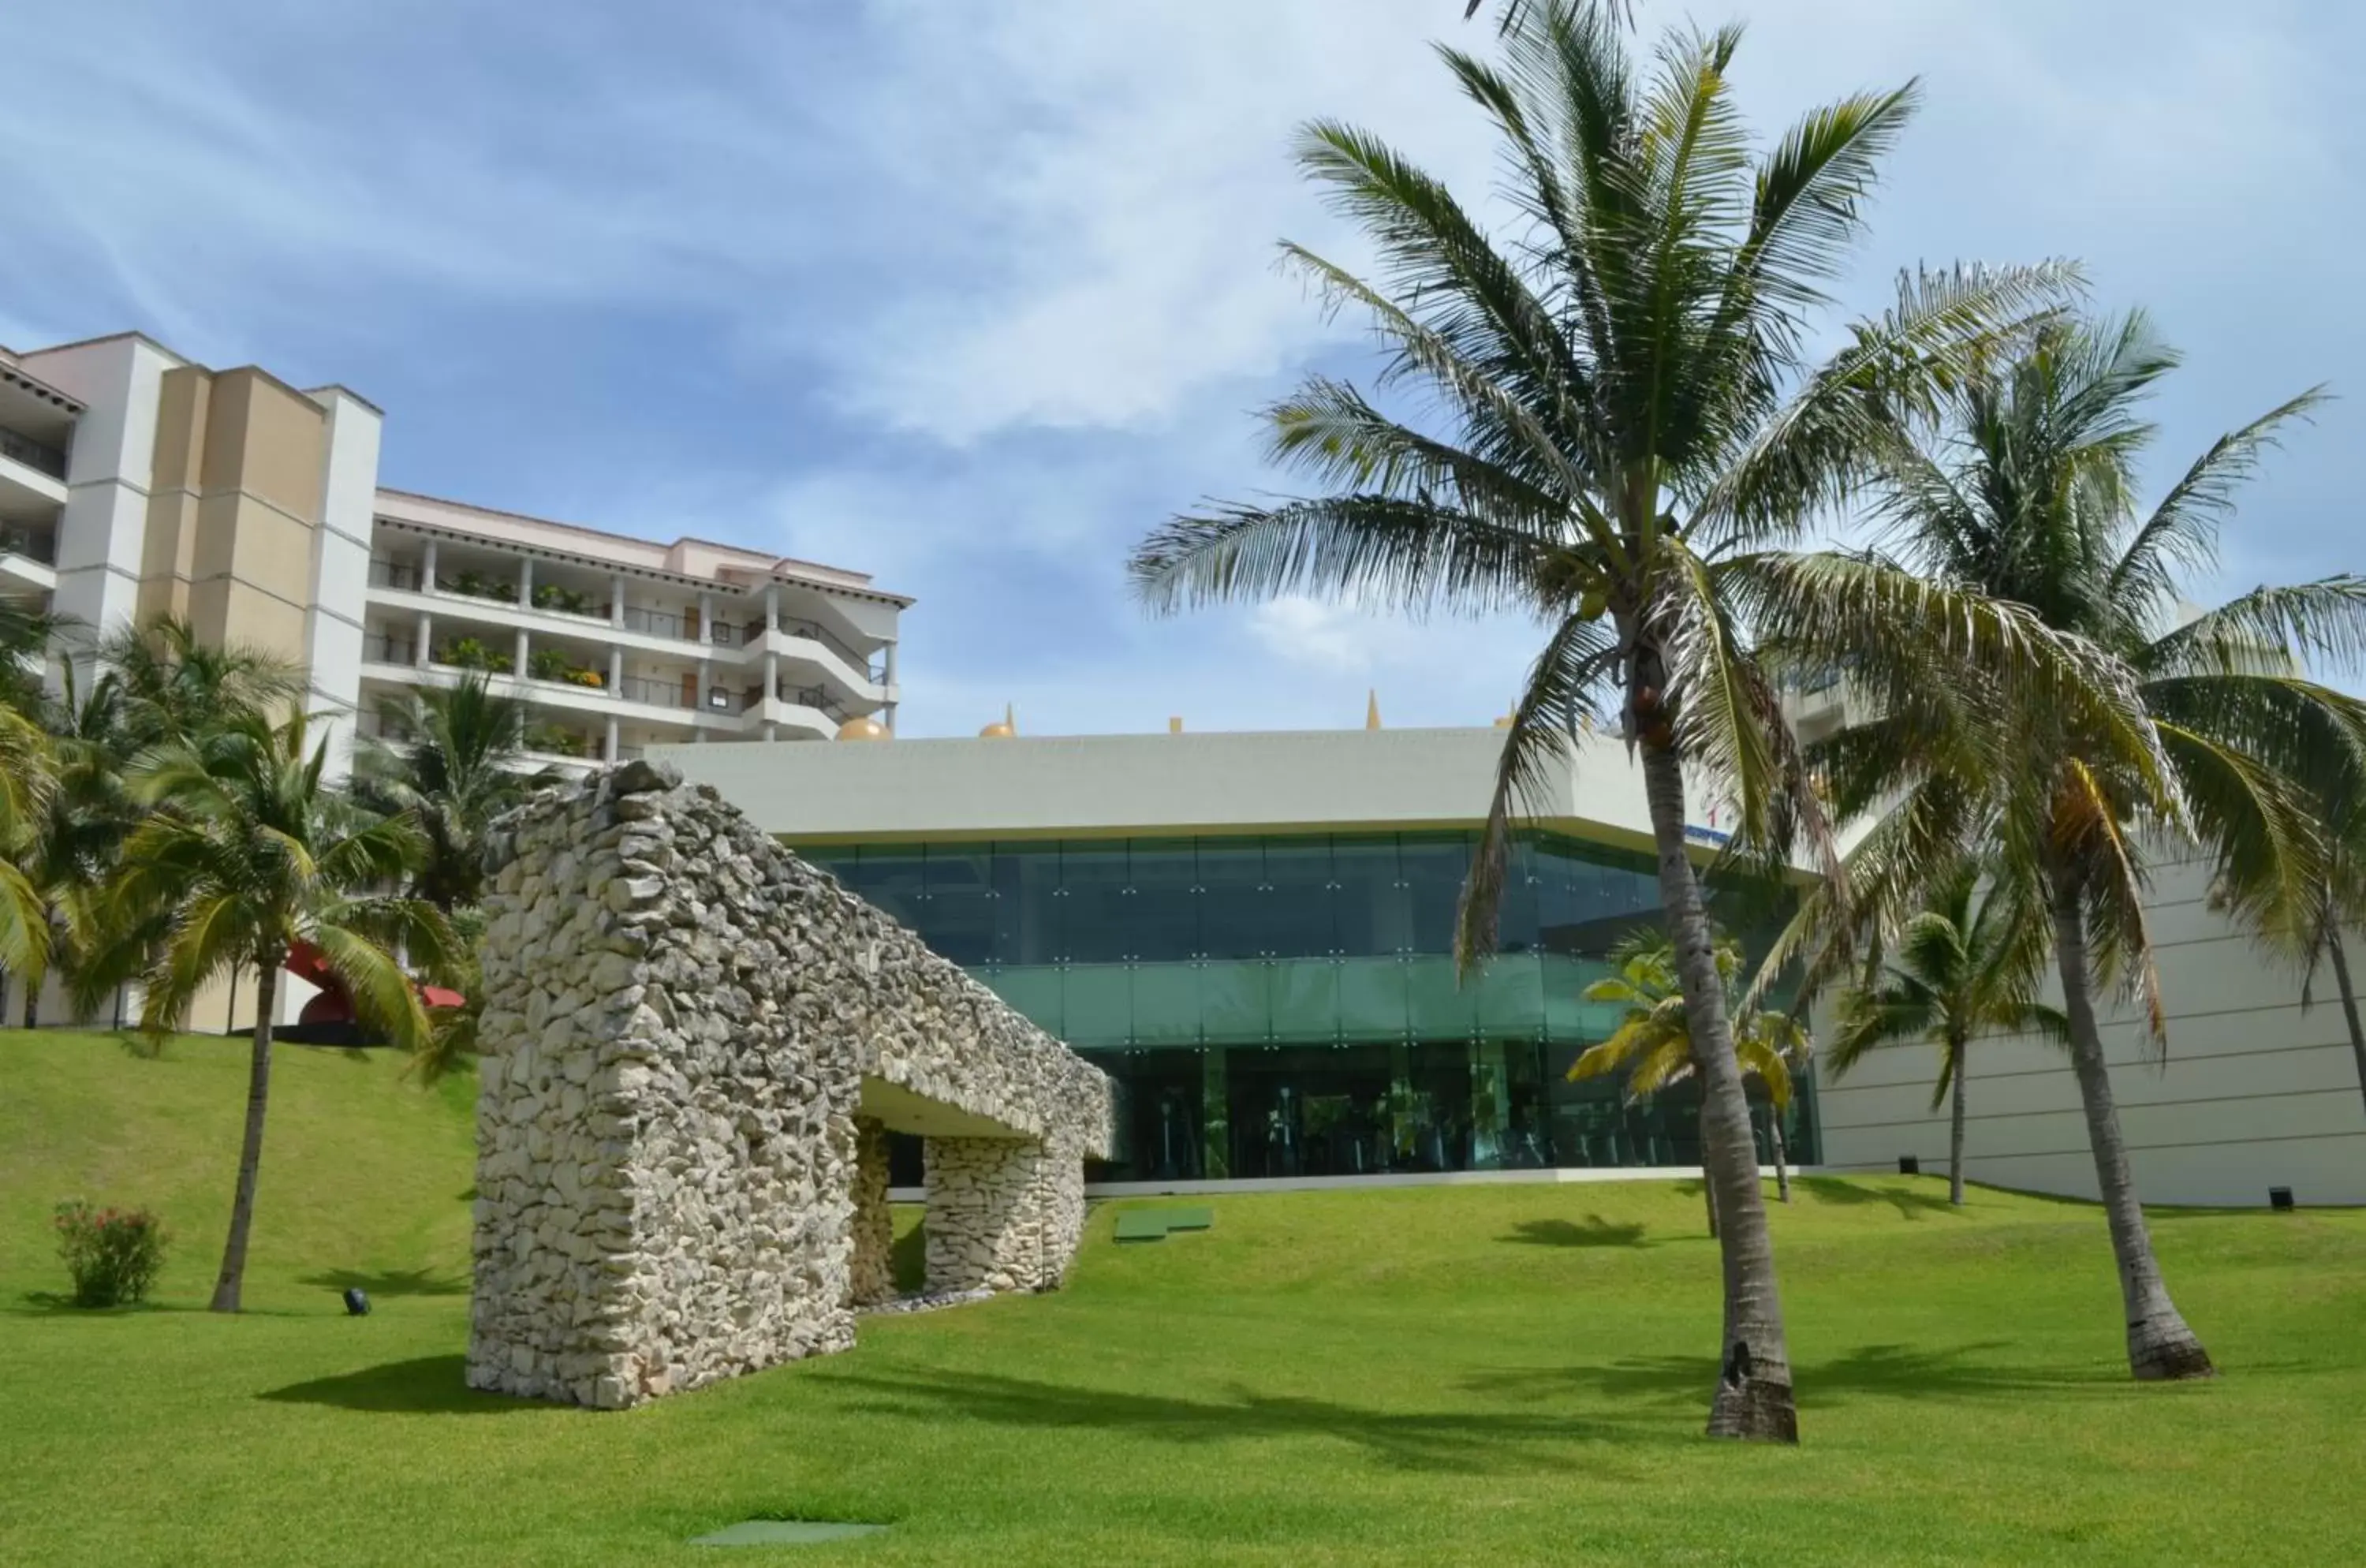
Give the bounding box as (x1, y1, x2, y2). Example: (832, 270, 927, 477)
(136, 365, 327, 666)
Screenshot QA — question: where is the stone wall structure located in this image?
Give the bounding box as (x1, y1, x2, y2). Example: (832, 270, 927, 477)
(468, 760, 1113, 1409)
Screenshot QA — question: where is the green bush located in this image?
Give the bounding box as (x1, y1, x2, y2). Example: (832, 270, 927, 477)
(54, 1200, 167, 1308)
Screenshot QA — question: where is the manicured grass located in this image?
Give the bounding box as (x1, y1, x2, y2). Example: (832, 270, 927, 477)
(4, 1031, 2364, 1565)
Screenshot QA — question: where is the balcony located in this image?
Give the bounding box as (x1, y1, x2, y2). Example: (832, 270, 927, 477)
(0, 525, 56, 564)
(363, 633, 417, 666)
(0, 425, 66, 481)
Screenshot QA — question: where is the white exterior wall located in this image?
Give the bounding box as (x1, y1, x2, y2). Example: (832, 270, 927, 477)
(24, 336, 175, 645)
(302, 388, 380, 778)
(1816, 850, 2366, 1207)
(651, 725, 1741, 848)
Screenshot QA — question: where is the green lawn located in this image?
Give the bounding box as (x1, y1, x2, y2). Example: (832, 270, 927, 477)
(4, 1032, 2364, 1566)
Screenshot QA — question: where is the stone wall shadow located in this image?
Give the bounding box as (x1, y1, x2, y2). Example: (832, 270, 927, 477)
(259, 1354, 539, 1414)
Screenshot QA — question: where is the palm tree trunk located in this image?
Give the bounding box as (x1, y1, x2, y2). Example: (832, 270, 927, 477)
(1699, 1104, 1719, 1237)
(1947, 1043, 1967, 1208)
(1770, 1110, 1790, 1204)
(1640, 741, 1796, 1441)
(209, 963, 278, 1313)
(2046, 871, 2211, 1379)
(2323, 928, 2366, 1121)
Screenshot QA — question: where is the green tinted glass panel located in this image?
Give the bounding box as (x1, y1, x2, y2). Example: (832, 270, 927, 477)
(1330, 837, 1404, 956)
(1260, 839, 1336, 958)
(1198, 960, 1274, 1043)
(1062, 964, 1132, 1046)
(1060, 845, 1129, 965)
(1541, 954, 1620, 1043)
(1473, 955, 1546, 1037)
(1129, 963, 1202, 1044)
(1267, 960, 1338, 1043)
(1337, 956, 1410, 1039)
(1401, 955, 1476, 1040)
(1398, 836, 1472, 956)
(983, 965, 1062, 1036)
(1126, 844, 1200, 961)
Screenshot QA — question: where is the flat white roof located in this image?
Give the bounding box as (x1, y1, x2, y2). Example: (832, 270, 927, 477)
(654, 726, 1754, 859)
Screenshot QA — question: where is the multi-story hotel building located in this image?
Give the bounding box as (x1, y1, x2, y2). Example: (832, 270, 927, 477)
(0, 331, 904, 781)
(0, 328, 901, 1030)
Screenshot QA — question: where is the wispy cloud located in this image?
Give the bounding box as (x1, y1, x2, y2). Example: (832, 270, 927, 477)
(1, 0, 2355, 734)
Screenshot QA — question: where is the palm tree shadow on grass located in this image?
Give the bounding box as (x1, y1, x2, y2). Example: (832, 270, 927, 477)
(260, 1353, 537, 1415)
(1499, 1215, 1652, 1249)
(1462, 1342, 2136, 1412)
(1793, 1178, 1967, 1221)
(809, 1368, 1690, 1472)
(297, 1267, 469, 1299)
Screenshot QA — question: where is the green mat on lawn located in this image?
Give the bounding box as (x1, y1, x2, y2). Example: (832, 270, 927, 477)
(1114, 1207, 1216, 1242)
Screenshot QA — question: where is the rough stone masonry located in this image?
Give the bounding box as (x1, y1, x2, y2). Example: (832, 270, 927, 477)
(468, 760, 1113, 1409)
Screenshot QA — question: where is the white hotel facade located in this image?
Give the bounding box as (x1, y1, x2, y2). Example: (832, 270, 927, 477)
(4, 327, 2360, 1208)
(0, 330, 904, 783)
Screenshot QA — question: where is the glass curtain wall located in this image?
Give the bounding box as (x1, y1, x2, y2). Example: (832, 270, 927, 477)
(798, 832, 1813, 1182)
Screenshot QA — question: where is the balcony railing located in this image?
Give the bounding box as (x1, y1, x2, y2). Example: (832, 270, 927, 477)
(621, 605, 698, 642)
(0, 425, 67, 480)
(363, 634, 416, 666)
(778, 617, 886, 682)
(785, 684, 857, 723)
(0, 525, 57, 565)
(368, 558, 423, 592)
(617, 674, 691, 710)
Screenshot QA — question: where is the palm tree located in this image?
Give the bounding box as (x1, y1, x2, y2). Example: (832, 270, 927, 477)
(1825, 312, 2366, 1379)
(1128, 0, 2124, 1440)
(353, 673, 551, 910)
(1570, 928, 1808, 1227)
(96, 615, 304, 751)
(91, 708, 454, 1312)
(1827, 864, 2067, 1205)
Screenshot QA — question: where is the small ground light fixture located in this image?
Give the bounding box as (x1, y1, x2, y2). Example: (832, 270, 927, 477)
(343, 1287, 371, 1316)
(2269, 1186, 2296, 1211)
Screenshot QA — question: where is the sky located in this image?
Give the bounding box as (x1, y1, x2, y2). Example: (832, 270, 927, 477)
(3, 0, 2358, 737)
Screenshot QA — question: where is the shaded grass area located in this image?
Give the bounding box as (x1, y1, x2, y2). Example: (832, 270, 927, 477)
(4, 1031, 2364, 1565)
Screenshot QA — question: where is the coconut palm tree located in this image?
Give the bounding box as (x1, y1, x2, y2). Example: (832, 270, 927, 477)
(96, 615, 304, 750)
(91, 708, 455, 1312)
(353, 673, 552, 911)
(1823, 311, 2366, 1379)
(1570, 928, 1808, 1226)
(1128, 0, 2127, 1439)
(1827, 864, 2067, 1205)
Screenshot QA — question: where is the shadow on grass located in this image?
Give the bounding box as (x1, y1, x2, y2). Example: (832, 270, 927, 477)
(890, 1223, 927, 1294)
(297, 1267, 468, 1299)
(812, 1367, 1685, 1472)
(1499, 1215, 1650, 1249)
(1463, 1341, 2133, 1412)
(8, 1292, 308, 1320)
(1793, 1177, 1967, 1220)
(260, 1353, 537, 1415)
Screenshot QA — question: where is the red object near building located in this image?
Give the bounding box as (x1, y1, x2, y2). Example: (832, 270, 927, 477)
(285, 940, 463, 1035)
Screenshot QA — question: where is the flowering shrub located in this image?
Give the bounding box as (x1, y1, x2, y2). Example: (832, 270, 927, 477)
(54, 1200, 168, 1308)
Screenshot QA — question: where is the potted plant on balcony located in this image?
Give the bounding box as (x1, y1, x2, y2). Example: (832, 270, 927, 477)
(436, 637, 513, 674)
(531, 582, 595, 617)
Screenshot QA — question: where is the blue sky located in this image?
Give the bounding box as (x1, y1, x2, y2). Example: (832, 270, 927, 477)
(4, 1, 2357, 737)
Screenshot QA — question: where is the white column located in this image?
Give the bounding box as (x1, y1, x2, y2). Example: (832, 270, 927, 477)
(518, 555, 534, 605)
(610, 575, 626, 629)
(608, 647, 623, 696)
(696, 591, 713, 645)
(422, 538, 438, 593)
(882, 640, 898, 734)
(763, 583, 779, 633)
(513, 625, 529, 677)
(764, 651, 779, 730)
(604, 716, 619, 763)
(415, 610, 431, 668)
